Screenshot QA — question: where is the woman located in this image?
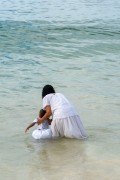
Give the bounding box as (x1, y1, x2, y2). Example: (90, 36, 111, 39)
(37, 85, 88, 139)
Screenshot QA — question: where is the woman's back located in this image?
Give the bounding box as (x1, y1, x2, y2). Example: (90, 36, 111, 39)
(43, 93, 79, 119)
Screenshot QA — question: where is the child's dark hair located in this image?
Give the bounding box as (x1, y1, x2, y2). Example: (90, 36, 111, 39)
(39, 109, 46, 118)
(42, 84, 55, 98)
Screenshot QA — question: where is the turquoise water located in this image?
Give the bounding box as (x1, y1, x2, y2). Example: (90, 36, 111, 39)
(0, 0, 120, 179)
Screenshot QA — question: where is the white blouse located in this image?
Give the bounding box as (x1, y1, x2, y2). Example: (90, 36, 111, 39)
(43, 93, 79, 119)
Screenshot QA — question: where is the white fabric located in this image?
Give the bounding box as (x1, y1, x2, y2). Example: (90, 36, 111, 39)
(32, 118, 52, 139)
(32, 129, 52, 140)
(33, 118, 49, 130)
(51, 115, 88, 139)
(43, 93, 88, 139)
(43, 93, 79, 119)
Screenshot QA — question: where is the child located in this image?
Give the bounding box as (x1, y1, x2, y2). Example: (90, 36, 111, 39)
(25, 109, 52, 139)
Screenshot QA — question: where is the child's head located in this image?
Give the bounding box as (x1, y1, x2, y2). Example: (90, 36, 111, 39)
(39, 109, 46, 118)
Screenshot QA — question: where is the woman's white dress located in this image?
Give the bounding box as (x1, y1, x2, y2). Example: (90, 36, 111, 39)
(43, 93, 88, 139)
(32, 118, 52, 139)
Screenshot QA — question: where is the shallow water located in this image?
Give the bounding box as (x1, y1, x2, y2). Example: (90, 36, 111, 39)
(0, 0, 120, 179)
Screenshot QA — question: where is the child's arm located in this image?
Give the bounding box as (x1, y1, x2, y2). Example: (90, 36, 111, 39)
(25, 122, 36, 133)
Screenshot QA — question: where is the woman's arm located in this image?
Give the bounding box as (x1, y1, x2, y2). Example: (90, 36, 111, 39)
(37, 105, 52, 125)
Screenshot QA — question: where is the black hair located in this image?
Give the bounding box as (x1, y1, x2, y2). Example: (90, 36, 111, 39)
(39, 109, 46, 118)
(42, 84, 55, 98)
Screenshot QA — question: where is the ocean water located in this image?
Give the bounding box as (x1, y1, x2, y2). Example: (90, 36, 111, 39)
(0, 0, 120, 179)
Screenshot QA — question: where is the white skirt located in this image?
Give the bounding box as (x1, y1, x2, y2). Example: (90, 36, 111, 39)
(32, 129, 52, 140)
(51, 115, 88, 139)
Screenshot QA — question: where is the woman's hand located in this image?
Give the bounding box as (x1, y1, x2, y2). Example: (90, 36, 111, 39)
(37, 117, 42, 124)
(48, 118, 52, 125)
